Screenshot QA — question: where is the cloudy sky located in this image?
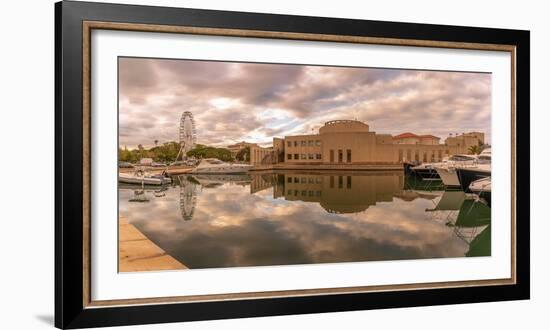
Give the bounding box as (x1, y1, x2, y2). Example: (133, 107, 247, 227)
(119, 57, 491, 149)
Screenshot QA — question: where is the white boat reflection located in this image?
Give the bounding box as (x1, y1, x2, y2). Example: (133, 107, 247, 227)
(426, 190, 491, 255)
(119, 185, 169, 203)
(173, 173, 490, 256)
(119, 171, 491, 269)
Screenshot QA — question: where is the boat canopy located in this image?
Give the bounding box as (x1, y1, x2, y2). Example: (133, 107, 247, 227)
(201, 158, 226, 165)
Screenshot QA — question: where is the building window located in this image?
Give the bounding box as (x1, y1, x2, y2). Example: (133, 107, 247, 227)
(301, 190, 307, 196)
(308, 178, 314, 184)
(294, 141, 298, 147)
(315, 140, 321, 146)
(294, 177, 299, 183)
(308, 140, 314, 146)
(301, 177, 307, 183)
(308, 191, 314, 197)
(316, 177, 322, 184)
(287, 177, 292, 183)
(398, 149, 403, 162)
(330, 176, 334, 188)
(330, 150, 335, 162)
(287, 141, 292, 147)
(338, 149, 343, 163)
(308, 154, 314, 159)
(423, 152, 427, 162)
(407, 150, 412, 161)
(347, 176, 352, 189)
(287, 153, 292, 160)
(294, 154, 299, 160)
(316, 154, 322, 160)
(301, 154, 307, 160)
(338, 176, 343, 188)
(301, 141, 306, 146)
(346, 149, 351, 163)
(415, 150, 419, 162)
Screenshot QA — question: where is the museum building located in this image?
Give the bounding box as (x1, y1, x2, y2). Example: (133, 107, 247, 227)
(250, 119, 484, 166)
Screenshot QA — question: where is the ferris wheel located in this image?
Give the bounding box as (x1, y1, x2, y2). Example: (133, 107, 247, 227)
(179, 177, 198, 221)
(178, 111, 197, 159)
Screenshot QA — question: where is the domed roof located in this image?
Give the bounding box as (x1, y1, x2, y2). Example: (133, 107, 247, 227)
(319, 120, 369, 134)
(320, 202, 370, 214)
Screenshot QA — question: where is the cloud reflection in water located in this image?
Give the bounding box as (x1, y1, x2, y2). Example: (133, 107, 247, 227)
(119, 172, 489, 270)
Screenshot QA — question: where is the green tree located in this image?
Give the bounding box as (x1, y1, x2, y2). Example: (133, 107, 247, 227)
(118, 141, 183, 164)
(187, 144, 233, 162)
(468, 145, 482, 155)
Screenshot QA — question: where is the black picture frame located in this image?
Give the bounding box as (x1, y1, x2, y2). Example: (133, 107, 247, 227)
(55, 1, 530, 328)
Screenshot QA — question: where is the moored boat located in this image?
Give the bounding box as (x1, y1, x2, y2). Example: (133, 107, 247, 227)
(119, 169, 172, 186)
(434, 152, 489, 188)
(412, 154, 477, 181)
(469, 176, 491, 206)
(434, 166, 461, 188)
(456, 164, 491, 192)
(410, 162, 440, 180)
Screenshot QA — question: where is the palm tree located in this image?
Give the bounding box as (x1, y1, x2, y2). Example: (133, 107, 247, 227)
(468, 145, 482, 155)
(154, 139, 159, 146)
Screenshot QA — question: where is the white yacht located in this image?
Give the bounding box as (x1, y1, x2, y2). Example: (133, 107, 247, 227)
(434, 150, 491, 188)
(119, 169, 172, 186)
(469, 176, 491, 206)
(190, 158, 252, 174)
(477, 148, 492, 162)
(456, 163, 491, 192)
(413, 154, 477, 181)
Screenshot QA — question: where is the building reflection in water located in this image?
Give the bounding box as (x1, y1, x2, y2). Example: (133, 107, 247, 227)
(175, 173, 489, 256)
(120, 171, 491, 269)
(271, 172, 403, 214)
(177, 172, 406, 222)
(177, 171, 448, 220)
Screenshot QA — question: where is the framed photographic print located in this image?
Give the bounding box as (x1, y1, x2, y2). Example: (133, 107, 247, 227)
(55, 0, 530, 328)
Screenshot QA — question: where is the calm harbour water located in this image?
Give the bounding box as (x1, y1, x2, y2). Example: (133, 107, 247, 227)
(119, 172, 490, 269)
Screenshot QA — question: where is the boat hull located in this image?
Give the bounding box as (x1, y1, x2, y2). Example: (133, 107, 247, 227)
(119, 176, 163, 185)
(456, 168, 490, 192)
(469, 177, 491, 207)
(118, 173, 171, 185)
(434, 166, 461, 188)
(411, 168, 440, 180)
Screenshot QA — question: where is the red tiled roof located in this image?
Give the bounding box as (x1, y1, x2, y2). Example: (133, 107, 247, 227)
(393, 132, 419, 139)
(393, 133, 441, 140)
(418, 134, 440, 139)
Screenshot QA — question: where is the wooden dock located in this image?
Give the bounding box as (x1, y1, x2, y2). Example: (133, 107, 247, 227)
(119, 217, 187, 272)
